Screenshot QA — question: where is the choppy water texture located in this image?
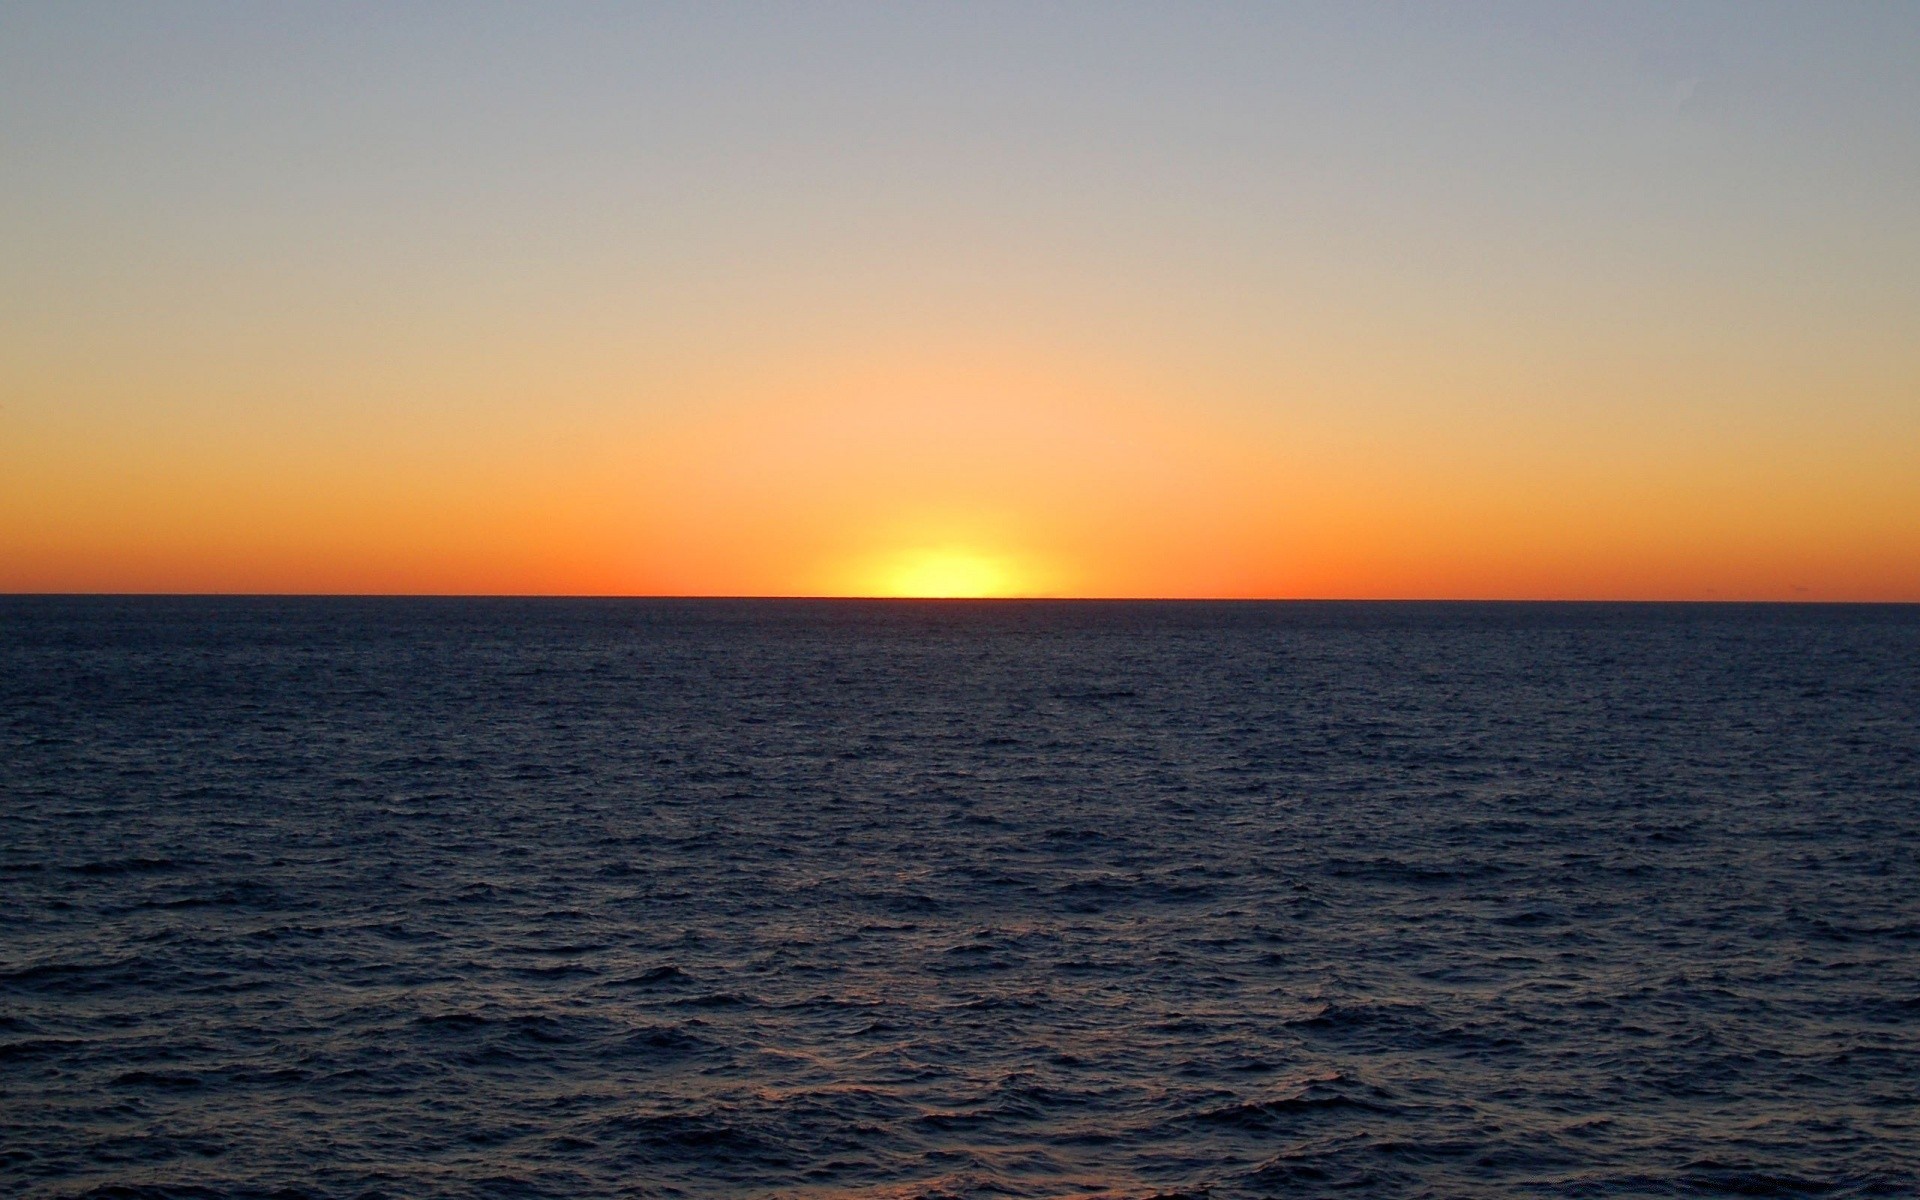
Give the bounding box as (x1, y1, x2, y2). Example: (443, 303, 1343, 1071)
(3, 599, 1918, 1199)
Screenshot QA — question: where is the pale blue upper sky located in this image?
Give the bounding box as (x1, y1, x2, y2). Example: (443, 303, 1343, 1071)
(7, 2, 1915, 359)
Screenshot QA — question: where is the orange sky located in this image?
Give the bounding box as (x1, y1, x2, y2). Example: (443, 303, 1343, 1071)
(3, 6, 1916, 599)
(8, 337, 1914, 599)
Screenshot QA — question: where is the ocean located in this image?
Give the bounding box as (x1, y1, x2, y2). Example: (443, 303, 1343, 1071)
(3, 597, 1917, 1198)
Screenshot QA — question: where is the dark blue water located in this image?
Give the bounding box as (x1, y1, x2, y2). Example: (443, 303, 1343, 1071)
(3, 599, 1917, 1199)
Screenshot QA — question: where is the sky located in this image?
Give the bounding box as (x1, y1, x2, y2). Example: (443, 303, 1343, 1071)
(3, 1, 1916, 598)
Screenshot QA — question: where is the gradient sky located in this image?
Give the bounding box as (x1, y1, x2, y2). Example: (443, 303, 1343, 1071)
(4, 1, 1916, 598)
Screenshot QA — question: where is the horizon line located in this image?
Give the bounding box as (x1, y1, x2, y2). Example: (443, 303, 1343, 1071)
(2, 592, 1913, 606)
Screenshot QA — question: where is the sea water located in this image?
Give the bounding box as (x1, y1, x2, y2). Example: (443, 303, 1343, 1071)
(3, 598, 1916, 1198)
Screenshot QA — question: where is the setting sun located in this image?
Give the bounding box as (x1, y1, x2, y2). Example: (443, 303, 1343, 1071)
(875, 547, 1024, 598)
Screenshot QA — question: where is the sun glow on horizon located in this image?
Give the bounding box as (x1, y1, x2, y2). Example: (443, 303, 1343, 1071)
(871, 547, 1028, 598)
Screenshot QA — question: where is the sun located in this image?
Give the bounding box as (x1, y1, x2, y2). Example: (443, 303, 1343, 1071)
(875, 547, 1022, 598)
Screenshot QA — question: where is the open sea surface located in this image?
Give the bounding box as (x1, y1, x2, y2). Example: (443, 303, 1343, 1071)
(2, 597, 1917, 1199)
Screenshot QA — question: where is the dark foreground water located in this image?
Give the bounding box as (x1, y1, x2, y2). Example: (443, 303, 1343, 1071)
(3, 599, 1918, 1199)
